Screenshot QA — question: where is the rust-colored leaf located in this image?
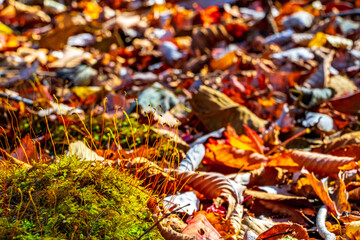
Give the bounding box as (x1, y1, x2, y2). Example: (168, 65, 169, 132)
(11, 134, 39, 165)
(182, 213, 221, 239)
(257, 223, 309, 240)
(329, 144, 360, 160)
(267, 151, 301, 172)
(259, 200, 308, 226)
(289, 150, 357, 174)
(330, 91, 360, 115)
(333, 176, 351, 214)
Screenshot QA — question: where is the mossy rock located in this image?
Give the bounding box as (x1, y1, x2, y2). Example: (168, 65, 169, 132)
(0, 157, 164, 240)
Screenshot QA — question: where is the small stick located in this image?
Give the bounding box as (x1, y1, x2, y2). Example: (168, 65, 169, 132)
(266, 128, 310, 156)
(0, 92, 34, 106)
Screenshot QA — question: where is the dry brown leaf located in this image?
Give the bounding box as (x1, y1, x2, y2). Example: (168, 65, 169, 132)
(327, 75, 358, 98)
(190, 86, 267, 134)
(321, 131, 360, 154)
(303, 50, 334, 89)
(168, 169, 241, 203)
(228, 204, 244, 239)
(290, 150, 357, 174)
(191, 24, 233, 56)
(241, 216, 274, 237)
(259, 200, 308, 225)
(9, 0, 51, 23)
(182, 213, 222, 239)
(147, 198, 196, 240)
(244, 189, 307, 201)
(330, 91, 360, 115)
(39, 13, 86, 50)
(348, 187, 360, 201)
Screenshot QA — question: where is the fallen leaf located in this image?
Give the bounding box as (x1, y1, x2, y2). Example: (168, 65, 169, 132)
(257, 223, 309, 240)
(304, 173, 338, 216)
(290, 150, 357, 174)
(11, 134, 39, 165)
(345, 221, 360, 240)
(182, 213, 222, 239)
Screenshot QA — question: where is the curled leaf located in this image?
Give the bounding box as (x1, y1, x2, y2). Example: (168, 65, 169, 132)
(168, 169, 241, 203)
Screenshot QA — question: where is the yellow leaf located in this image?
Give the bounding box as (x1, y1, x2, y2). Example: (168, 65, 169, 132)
(308, 32, 327, 48)
(345, 221, 360, 240)
(71, 86, 103, 100)
(83, 2, 102, 20)
(0, 23, 13, 35)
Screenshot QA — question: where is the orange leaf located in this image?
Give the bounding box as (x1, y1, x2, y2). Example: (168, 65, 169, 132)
(205, 143, 267, 170)
(304, 173, 338, 216)
(200, 6, 221, 27)
(225, 126, 262, 153)
(267, 151, 301, 172)
(243, 124, 264, 154)
(289, 150, 356, 174)
(83, 2, 102, 20)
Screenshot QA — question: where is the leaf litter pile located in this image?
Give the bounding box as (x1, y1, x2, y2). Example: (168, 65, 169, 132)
(2, 0, 360, 239)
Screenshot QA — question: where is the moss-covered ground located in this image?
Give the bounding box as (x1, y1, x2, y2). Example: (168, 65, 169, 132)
(0, 156, 164, 240)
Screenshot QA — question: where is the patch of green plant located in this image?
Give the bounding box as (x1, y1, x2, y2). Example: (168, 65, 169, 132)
(280, 236, 298, 240)
(0, 156, 164, 240)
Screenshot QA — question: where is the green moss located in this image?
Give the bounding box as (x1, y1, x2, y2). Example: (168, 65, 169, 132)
(0, 157, 164, 240)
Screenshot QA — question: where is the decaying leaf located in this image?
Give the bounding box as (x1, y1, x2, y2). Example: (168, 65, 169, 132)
(182, 213, 222, 239)
(241, 216, 274, 238)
